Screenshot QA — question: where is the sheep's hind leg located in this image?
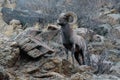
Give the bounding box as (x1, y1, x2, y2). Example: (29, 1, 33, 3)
(81, 49, 85, 65)
(74, 52, 81, 65)
(71, 44, 76, 66)
(65, 48, 69, 60)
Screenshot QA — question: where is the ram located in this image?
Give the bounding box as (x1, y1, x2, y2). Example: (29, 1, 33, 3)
(57, 12, 90, 65)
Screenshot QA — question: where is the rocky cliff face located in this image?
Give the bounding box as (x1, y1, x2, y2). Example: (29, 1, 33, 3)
(0, 0, 120, 80)
(16, 0, 120, 27)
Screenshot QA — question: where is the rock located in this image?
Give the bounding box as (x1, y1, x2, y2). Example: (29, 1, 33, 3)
(88, 42, 104, 52)
(24, 67, 39, 74)
(4, 25, 16, 37)
(111, 26, 120, 39)
(88, 36, 114, 50)
(0, 0, 4, 7)
(0, 33, 20, 67)
(40, 58, 62, 73)
(90, 54, 101, 73)
(14, 28, 54, 59)
(33, 72, 65, 79)
(10, 19, 21, 25)
(0, 46, 20, 67)
(71, 73, 84, 80)
(40, 30, 60, 42)
(1, 0, 16, 8)
(61, 60, 91, 76)
(71, 72, 93, 80)
(110, 62, 120, 77)
(93, 34, 105, 43)
(93, 24, 112, 36)
(78, 65, 92, 73)
(1, 7, 53, 26)
(97, 60, 113, 74)
(61, 59, 76, 77)
(0, 7, 2, 11)
(74, 28, 95, 42)
(0, 67, 9, 80)
(1, 1, 120, 79)
(107, 49, 120, 62)
(41, 58, 93, 77)
(101, 9, 118, 15)
(10, 41, 19, 47)
(88, 45, 112, 74)
(107, 14, 120, 25)
(2, 21, 23, 37)
(92, 74, 120, 80)
(20, 37, 54, 59)
(0, 33, 9, 43)
(16, 0, 119, 26)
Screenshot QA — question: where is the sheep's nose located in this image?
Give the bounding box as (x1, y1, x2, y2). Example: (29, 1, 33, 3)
(57, 23, 61, 25)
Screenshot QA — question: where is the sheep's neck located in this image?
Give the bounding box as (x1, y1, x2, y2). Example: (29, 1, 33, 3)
(61, 24, 74, 44)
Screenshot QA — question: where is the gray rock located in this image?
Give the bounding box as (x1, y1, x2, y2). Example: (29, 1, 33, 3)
(93, 34, 105, 43)
(16, 0, 120, 27)
(88, 41, 113, 74)
(0, 33, 20, 67)
(1, 7, 47, 26)
(111, 26, 120, 39)
(39, 58, 64, 75)
(71, 72, 93, 80)
(14, 28, 54, 59)
(0, 46, 20, 67)
(33, 72, 65, 80)
(0, 0, 4, 7)
(107, 49, 120, 62)
(107, 14, 120, 25)
(10, 19, 21, 25)
(94, 24, 112, 36)
(0, 66, 9, 80)
(92, 74, 120, 80)
(1, 0, 16, 8)
(110, 62, 120, 77)
(70, 73, 84, 80)
(74, 28, 95, 42)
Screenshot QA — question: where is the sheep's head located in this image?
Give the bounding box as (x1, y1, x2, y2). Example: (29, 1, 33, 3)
(57, 12, 77, 26)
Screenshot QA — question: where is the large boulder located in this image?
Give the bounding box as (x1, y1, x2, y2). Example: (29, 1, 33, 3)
(92, 74, 120, 80)
(0, 33, 20, 67)
(15, 0, 120, 26)
(107, 14, 120, 25)
(0, 67, 9, 80)
(110, 62, 120, 77)
(110, 25, 120, 39)
(2, 0, 120, 27)
(1, 7, 47, 26)
(93, 24, 112, 36)
(14, 28, 55, 59)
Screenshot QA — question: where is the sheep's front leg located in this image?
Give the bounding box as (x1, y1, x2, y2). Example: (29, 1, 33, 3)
(71, 44, 75, 66)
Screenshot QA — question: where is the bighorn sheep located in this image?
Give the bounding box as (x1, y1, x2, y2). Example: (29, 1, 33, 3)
(57, 12, 90, 65)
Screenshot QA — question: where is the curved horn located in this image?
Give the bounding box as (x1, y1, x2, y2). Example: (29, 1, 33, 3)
(65, 12, 77, 25)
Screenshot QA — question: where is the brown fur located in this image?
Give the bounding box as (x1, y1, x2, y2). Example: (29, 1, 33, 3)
(57, 12, 90, 65)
